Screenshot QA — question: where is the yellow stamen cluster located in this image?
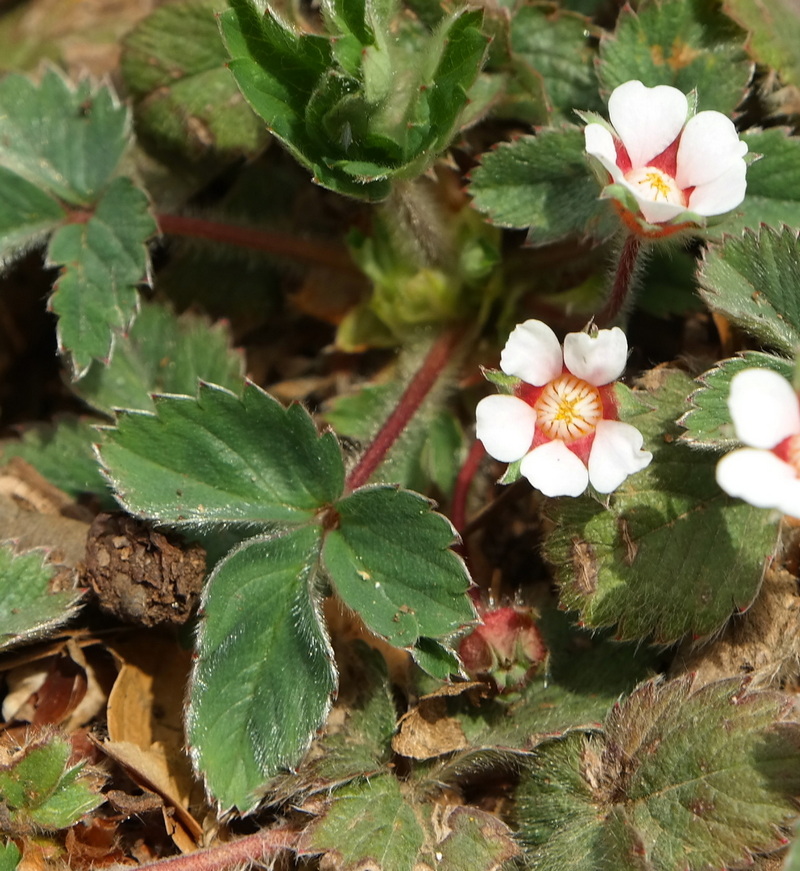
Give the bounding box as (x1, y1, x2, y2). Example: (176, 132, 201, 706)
(534, 374, 603, 442)
(624, 166, 685, 207)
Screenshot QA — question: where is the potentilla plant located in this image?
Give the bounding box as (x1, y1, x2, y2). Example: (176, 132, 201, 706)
(476, 320, 652, 496)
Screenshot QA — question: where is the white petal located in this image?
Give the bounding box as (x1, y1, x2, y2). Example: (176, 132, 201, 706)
(687, 159, 747, 216)
(588, 420, 652, 493)
(675, 111, 748, 189)
(716, 447, 800, 516)
(500, 320, 563, 386)
(476, 394, 536, 463)
(563, 327, 628, 386)
(584, 124, 624, 182)
(608, 80, 688, 168)
(519, 440, 589, 497)
(728, 368, 800, 449)
(617, 177, 688, 224)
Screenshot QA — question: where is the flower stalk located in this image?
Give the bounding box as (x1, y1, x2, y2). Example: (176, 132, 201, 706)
(345, 325, 467, 492)
(596, 232, 642, 326)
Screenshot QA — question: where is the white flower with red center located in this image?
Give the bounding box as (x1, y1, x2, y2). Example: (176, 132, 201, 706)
(476, 320, 652, 497)
(583, 80, 748, 231)
(716, 368, 800, 517)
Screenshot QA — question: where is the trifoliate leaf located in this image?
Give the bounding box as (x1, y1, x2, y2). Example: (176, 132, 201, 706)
(468, 127, 618, 244)
(726, 129, 800, 235)
(509, 4, 602, 123)
(698, 227, 800, 357)
(47, 177, 156, 378)
(545, 372, 778, 642)
(323, 486, 475, 648)
(75, 302, 245, 417)
(516, 676, 800, 871)
(220, 0, 487, 200)
(598, 0, 750, 115)
(121, 0, 267, 159)
(680, 352, 794, 449)
(0, 69, 130, 207)
(0, 546, 83, 653)
(187, 528, 336, 813)
(0, 733, 103, 833)
(99, 381, 344, 528)
(299, 775, 425, 871)
(2, 417, 111, 504)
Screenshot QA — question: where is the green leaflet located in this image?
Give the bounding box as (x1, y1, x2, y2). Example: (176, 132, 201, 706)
(99, 381, 345, 528)
(323, 486, 475, 648)
(698, 227, 800, 356)
(598, 0, 750, 115)
(187, 528, 337, 813)
(681, 352, 795, 449)
(0, 545, 83, 653)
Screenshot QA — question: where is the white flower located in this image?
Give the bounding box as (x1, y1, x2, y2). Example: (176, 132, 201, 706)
(476, 320, 652, 497)
(584, 80, 748, 227)
(716, 368, 800, 517)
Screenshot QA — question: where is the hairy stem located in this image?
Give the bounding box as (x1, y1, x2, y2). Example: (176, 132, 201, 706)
(157, 214, 358, 274)
(596, 232, 642, 326)
(345, 326, 466, 492)
(450, 439, 486, 537)
(135, 828, 299, 871)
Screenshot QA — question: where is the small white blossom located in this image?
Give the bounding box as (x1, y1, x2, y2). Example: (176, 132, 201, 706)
(584, 80, 748, 229)
(716, 368, 800, 517)
(476, 320, 652, 497)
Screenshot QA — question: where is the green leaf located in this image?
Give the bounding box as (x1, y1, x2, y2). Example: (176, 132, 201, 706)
(99, 381, 344, 529)
(468, 127, 618, 244)
(680, 352, 794, 449)
(74, 302, 245, 417)
(509, 4, 602, 122)
(725, 129, 800, 235)
(2, 417, 111, 504)
(697, 227, 800, 357)
(0, 841, 20, 871)
(221, 0, 487, 200)
(121, 0, 267, 158)
(187, 528, 336, 813)
(0, 69, 130, 206)
(47, 177, 156, 378)
(598, 0, 750, 115)
(411, 637, 463, 680)
(0, 733, 103, 832)
(323, 486, 475, 647)
(516, 676, 800, 871)
(299, 775, 425, 871)
(544, 372, 778, 642)
(0, 546, 83, 653)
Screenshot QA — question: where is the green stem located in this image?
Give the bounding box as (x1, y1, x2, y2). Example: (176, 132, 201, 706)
(345, 326, 465, 492)
(596, 232, 642, 326)
(156, 213, 358, 275)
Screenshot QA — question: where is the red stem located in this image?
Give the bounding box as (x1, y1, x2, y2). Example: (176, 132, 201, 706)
(156, 213, 358, 274)
(450, 439, 486, 537)
(596, 232, 641, 326)
(135, 828, 299, 871)
(345, 327, 465, 492)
